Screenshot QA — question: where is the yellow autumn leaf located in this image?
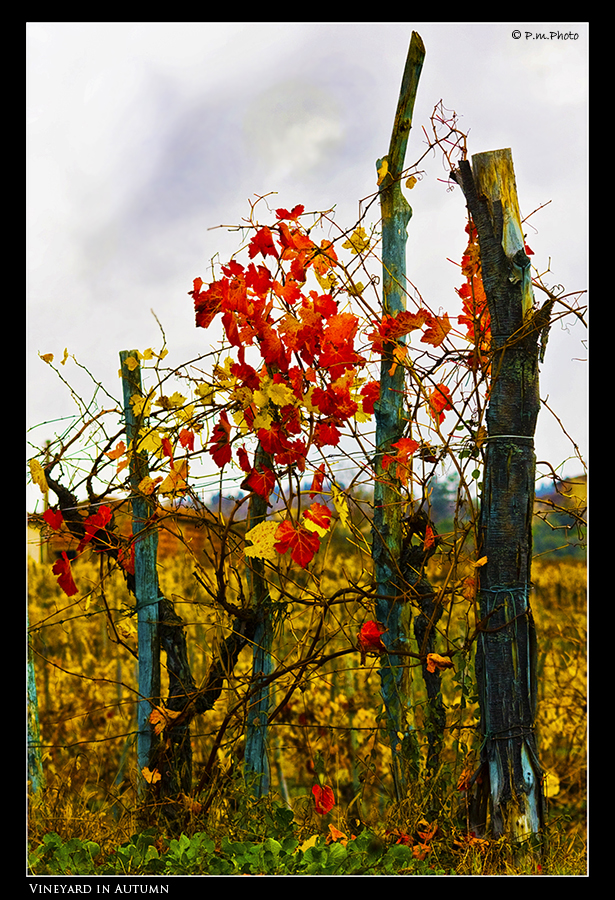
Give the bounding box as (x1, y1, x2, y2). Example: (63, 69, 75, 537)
(342, 226, 371, 256)
(138, 475, 162, 495)
(130, 393, 153, 419)
(159, 460, 188, 496)
(314, 269, 338, 292)
(39, 352, 54, 364)
(376, 158, 389, 185)
(122, 354, 139, 372)
(244, 521, 280, 562)
(405, 175, 417, 189)
(299, 834, 319, 853)
(180, 794, 203, 814)
(472, 556, 488, 568)
(60, 348, 70, 366)
(29, 459, 48, 494)
(331, 483, 350, 529)
(137, 428, 162, 456)
(346, 280, 365, 297)
(543, 769, 560, 798)
(196, 382, 216, 405)
(268, 381, 296, 407)
(475, 426, 488, 449)
(252, 410, 273, 431)
(141, 766, 161, 784)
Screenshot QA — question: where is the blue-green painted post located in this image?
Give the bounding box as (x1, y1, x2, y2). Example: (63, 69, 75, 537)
(120, 351, 161, 800)
(243, 442, 273, 797)
(27, 605, 45, 795)
(372, 31, 425, 801)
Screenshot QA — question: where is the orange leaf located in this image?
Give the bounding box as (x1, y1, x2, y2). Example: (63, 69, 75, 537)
(428, 384, 453, 424)
(327, 824, 349, 845)
(421, 312, 451, 348)
(426, 653, 454, 674)
(141, 766, 161, 784)
(149, 705, 182, 736)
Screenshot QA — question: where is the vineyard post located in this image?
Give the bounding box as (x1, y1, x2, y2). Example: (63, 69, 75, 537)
(372, 30, 425, 801)
(27, 603, 45, 795)
(243, 442, 274, 797)
(453, 150, 547, 842)
(120, 350, 161, 800)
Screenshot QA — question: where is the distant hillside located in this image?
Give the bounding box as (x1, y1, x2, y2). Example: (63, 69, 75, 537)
(533, 473, 587, 559)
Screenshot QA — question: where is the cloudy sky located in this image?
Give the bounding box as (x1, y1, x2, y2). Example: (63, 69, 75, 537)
(27, 22, 588, 509)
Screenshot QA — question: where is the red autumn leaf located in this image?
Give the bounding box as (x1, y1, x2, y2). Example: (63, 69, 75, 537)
(423, 524, 436, 552)
(245, 262, 273, 297)
(243, 465, 276, 501)
(357, 620, 387, 664)
(276, 204, 305, 221)
(161, 437, 174, 460)
(76, 505, 113, 553)
(209, 411, 232, 468)
(312, 784, 336, 815)
(52, 552, 78, 597)
(259, 324, 290, 371)
(381, 437, 419, 487)
(309, 463, 326, 498)
(43, 508, 64, 530)
(368, 309, 429, 352)
(274, 520, 320, 568)
(303, 502, 333, 534)
(192, 279, 223, 330)
(360, 380, 380, 415)
(237, 446, 251, 474)
(248, 226, 279, 260)
(313, 421, 341, 449)
(118, 544, 135, 575)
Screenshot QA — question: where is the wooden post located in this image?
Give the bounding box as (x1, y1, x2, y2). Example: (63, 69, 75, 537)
(243, 442, 273, 797)
(372, 31, 425, 801)
(27, 605, 45, 795)
(120, 351, 161, 800)
(453, 151, 547, 842)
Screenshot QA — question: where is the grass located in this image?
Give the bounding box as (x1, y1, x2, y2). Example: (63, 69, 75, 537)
(27, 552, 586, 876)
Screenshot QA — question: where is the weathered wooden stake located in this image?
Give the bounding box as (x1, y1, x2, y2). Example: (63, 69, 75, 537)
(373, 30, 425, 801)
(453, 150, 548, 842)
(27, 605, 45, 795)
(243, 442, 273, 797)
(120, 350, 161, 800)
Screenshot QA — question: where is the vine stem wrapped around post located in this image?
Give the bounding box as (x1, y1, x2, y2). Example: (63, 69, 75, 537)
(372, 31, 425, 801)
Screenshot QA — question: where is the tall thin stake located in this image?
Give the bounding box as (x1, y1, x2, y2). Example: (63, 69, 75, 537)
(120, 350, 161, 801)
(373, 31, 425, 801)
